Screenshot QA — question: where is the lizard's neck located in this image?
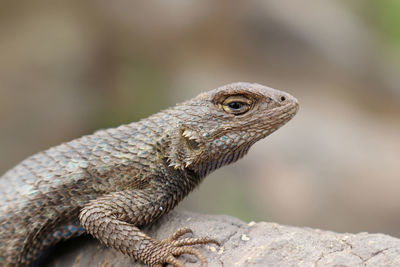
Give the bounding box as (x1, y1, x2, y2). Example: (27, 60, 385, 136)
(188, 142, 253, 178)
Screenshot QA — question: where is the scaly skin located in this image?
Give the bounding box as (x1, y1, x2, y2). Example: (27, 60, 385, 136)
(0, 82, 298, 266)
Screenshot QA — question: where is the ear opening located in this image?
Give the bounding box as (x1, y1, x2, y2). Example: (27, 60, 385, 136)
(181, 128, 202, 152)
(163, 126, 204, 170)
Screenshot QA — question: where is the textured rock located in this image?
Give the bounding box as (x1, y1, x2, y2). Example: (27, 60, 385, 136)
(44, 211, 400, 267)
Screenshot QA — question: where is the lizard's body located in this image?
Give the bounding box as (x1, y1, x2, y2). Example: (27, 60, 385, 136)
(0, 82, 298, 266)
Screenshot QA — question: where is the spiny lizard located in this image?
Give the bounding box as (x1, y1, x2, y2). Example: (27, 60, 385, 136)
(0, 82, 298, 266)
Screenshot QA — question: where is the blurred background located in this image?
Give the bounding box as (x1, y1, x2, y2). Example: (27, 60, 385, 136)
(1, 0, 400, 237)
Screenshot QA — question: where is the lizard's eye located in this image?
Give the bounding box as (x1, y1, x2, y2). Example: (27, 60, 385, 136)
(228, 102, 244, 110)
(222, 95, 252, 115)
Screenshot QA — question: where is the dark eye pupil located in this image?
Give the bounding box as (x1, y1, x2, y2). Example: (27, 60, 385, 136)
(228, 102, 244, 110)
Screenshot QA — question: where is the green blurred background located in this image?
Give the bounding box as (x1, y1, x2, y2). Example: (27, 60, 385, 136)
(1, 1, 400, 236)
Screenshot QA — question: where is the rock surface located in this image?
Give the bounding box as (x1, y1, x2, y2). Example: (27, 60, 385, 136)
(43, 211, 400, 267)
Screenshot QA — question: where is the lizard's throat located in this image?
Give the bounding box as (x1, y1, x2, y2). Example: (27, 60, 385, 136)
(195, 144, 253, 178)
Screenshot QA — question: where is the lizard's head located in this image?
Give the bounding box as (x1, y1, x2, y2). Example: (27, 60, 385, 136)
(164, 82, 299, 177)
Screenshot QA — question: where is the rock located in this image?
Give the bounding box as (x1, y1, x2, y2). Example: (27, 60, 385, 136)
(43, 211, 400, 267)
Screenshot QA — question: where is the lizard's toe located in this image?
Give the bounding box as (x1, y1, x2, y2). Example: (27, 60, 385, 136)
(162, 227, 193, 243)
(170, 236, 220, 247)
(172, 246, 207, 266)
(163, 255, 186, 267)
(151, 230, 218, 266)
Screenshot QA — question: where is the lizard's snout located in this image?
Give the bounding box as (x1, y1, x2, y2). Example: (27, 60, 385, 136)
(276, 91, 298, 108)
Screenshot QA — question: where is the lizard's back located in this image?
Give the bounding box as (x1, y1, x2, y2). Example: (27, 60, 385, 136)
(0, 121, 163, 265)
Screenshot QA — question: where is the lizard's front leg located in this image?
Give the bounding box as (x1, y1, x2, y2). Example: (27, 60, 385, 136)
(79, 189, 218, 267)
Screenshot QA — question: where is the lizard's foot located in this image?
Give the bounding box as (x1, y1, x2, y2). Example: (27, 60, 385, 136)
(152, 227, 219, 267)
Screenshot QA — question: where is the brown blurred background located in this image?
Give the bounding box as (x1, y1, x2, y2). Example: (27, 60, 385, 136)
(1, 0, 400, 237)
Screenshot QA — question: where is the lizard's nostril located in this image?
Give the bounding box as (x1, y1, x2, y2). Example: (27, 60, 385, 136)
(280, 96, 286, 102)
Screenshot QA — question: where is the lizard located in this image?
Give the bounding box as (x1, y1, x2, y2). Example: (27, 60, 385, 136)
(0, 82, 299, 267)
